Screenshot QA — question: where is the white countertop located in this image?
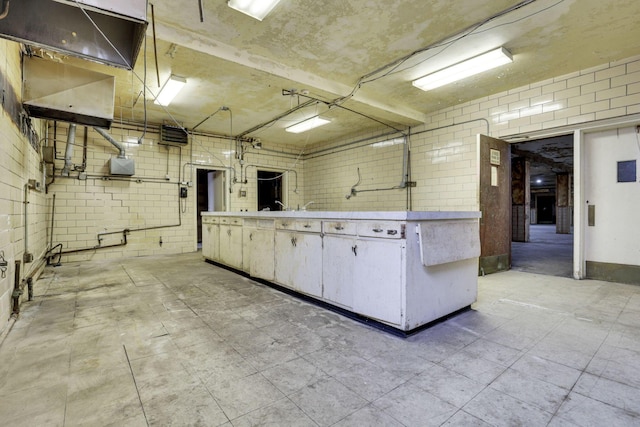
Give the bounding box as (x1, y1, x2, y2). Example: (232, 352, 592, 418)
(201, 210, 481, 220)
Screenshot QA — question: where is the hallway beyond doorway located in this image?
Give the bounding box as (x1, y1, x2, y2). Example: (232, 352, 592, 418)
(512, 224, 573, 278)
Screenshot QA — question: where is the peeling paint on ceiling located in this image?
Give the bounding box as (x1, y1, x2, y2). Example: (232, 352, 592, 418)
(40, 0, 640, 146)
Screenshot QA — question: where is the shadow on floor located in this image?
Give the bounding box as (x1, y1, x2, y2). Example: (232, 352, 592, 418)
(511, 224, 573, 278)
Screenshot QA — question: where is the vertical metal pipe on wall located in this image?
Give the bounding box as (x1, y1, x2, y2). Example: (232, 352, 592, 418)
(62, 123, 76, 176)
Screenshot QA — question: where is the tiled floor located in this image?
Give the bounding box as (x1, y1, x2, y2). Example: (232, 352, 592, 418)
(1, 252, 639, 426)
(511, 224, 573, 278)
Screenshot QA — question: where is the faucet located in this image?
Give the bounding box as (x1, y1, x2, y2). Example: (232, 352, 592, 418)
(275, 200, 287, 211)
(302, 201, 315, 211)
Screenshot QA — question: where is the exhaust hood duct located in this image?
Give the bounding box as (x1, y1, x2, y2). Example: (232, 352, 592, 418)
(93, 127, 135, 176)
(62, 124, 77, 176)
(0, 0, 147, 69)
(23, 56, 115, 128)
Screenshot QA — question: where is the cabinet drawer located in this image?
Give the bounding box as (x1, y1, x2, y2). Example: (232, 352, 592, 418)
(257, 219, 275, 229)
(295, 220, 322, 233)
(243, 218, 257, 227)
(357, 221, 405, 239)
(275, 219, 295, 230)
(221, 217, 242, 225)
(323, 221, 357, 235)
(202, 216, 219, 224)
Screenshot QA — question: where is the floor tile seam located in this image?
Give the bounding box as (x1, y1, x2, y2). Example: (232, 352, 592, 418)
(431, 357, 505, 390)
(298, 354, 344, 380)
(486, 373, 569, 414)
(204, 371, 282, 424)
(568, 385, 640, 416)
(581, 348, 640, 389)
(460, 383, 556, 426)
(444, 333, 527, 373)
(449, 316, 507, 338)
(409, 365, 490, 411)
(240, 394, 318, 427)
(331, 363, 415, 403)
(122, 343, 150, 426)
(545, 311, 622, 421)
(369, 386, 454, 427)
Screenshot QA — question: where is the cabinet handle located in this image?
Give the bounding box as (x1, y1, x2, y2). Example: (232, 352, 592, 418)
(387, 229, 398, 235)
(352, 245, 357, 256)
(291, 236, 297, 247)
(372, 228, 383, 233)
(334, 225, 344, 230)
(282, 222, 289, 227)
(249, 233, 253, 241)
(227, 229, 231, 236)
(303, 224, 311, 228)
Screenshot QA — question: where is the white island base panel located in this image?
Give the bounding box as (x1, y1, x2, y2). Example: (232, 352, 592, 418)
(201, 211, 481, 335)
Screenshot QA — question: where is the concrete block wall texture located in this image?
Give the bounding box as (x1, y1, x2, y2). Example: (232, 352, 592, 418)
(304, 54, 640, 211)
(46, 124, 305, 263)
(1, 32, 639, 327)
(0, 40, 48, 332)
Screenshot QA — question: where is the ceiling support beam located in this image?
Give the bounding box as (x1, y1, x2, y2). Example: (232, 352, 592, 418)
(512, 147, 572, 173)
(153, 21, 427, 124)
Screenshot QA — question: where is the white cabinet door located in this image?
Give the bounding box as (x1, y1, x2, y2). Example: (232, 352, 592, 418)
(202, 223, 220, 261)
(211, 224, 220, 261)
(352, 238, 404, 325)
(202, 223, 212, 259)
(220, 224, 243, 269)
(322, 235, 355, 309)
(242, 226, 254, 273)
(249, 228, 275, 281)
(275, 231, 322, 297)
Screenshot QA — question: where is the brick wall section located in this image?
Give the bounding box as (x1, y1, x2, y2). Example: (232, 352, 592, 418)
(0, 40, 48, 331)
(47, 124, 305, 262)
(304, 55, 640, 211)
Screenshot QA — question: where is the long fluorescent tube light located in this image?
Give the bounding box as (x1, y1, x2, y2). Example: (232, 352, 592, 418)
(412, 47, 513, 91)
(154, 75, 187, 106)
(286, 117, 331, 133)
(227, 0, 282, 21)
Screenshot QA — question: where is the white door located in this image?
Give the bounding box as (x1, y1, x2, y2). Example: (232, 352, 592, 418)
(584, 127, 640, 266)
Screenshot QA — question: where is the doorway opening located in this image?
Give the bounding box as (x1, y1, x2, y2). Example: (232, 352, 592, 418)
(257, 170, 284, 211)
(196, 169, 226, 248)
(510, 134, 574, 277)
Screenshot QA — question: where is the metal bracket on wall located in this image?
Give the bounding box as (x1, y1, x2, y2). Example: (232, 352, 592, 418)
(0, 250, 7, 278)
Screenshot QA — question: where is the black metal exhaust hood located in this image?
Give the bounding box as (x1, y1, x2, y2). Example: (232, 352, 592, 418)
(0, 0, 147, 69)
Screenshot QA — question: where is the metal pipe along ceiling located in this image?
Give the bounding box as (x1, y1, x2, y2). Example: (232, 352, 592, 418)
(93, 127, 126, 158)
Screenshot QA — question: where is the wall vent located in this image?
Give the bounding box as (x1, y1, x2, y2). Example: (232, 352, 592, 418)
(160, 124, 189, 146)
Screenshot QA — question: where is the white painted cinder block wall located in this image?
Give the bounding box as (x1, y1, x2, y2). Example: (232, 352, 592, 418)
(305, 55, 640, 212)
(2, 33, 640, 331)
(0, 41, 49, 333)
(46, 124, 305, 262)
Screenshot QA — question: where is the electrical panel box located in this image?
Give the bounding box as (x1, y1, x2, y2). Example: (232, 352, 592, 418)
(109, 157, 135, 176)
(42, 146, 55, 164)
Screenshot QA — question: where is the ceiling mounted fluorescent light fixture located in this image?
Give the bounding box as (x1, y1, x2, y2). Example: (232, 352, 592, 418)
(227, 0, 282, 21)
(412, 47, 513, 91)
(286, 117, 330, 133)
(154, 75, 187, 106)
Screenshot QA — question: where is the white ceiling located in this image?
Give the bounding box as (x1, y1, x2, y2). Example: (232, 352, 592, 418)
(56, 0, 640, 147)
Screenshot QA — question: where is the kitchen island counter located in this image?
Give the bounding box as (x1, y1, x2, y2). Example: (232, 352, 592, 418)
(202, 211, 481, 334)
